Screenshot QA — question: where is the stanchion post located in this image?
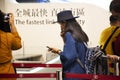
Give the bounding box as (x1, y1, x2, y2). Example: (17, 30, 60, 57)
(114, 62, 119, 76)
(56, 70, 62, 80)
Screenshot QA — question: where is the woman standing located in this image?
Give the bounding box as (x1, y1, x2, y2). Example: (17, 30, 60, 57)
(0, 10, 22, 80)
(48, 10, 89, 80)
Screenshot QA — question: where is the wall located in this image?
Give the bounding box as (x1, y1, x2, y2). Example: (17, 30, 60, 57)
(3, 0, 111, 62)
(0, 0, 5, 11)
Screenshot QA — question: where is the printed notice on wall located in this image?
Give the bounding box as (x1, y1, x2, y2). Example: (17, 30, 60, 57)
(6, 3, 110, 58)
(14, 8, 85, 26)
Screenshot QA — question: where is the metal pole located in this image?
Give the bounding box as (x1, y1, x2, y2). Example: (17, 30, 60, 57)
(22, 41, 25, 56)
(56, 70, 62, 80)
(114, 62, 119, 76)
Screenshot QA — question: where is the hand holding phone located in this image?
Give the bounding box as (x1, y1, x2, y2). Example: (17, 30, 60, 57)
(46, 46, 52, 51)
(46, 46, 61, 55)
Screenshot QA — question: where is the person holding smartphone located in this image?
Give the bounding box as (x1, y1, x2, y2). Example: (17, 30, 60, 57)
(47, 10, 89, 80)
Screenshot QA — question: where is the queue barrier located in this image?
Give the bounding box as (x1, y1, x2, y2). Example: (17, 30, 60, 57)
(0, 71, 120, 80)
(0, 73, 56, 78)
(0, 63, 120, 80)
(65, 73, 120, 80)
(12, 63, 62, 68)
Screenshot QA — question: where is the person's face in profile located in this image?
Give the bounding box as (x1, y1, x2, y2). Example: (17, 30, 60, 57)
(59, 21, 66, 37)
(111, 10, 120, 16)
(117, 20, 120, 26)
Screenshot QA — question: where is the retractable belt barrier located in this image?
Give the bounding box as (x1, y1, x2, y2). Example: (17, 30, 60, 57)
(0, 63, 119, 80)
(0, 72, 120, 80)
(65, 73, 120, 80)
(0, 73, 56, 78)
(12, 63, 62, 68)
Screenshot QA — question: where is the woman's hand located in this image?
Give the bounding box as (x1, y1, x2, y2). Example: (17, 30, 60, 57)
(47, 46, 61, 55)
(9, 13, 15, 26)
(9, 13, 17, 33)
(107, 54, 120, 62)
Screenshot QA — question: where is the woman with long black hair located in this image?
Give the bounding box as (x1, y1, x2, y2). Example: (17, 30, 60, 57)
(48, 10, 89, 80)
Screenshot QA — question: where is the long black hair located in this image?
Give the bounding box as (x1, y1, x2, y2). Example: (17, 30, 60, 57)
(64, 18, 89, 43)
(0, 10, 11, 32)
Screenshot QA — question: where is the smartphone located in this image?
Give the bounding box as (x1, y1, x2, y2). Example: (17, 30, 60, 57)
(46, 46, 52, 49)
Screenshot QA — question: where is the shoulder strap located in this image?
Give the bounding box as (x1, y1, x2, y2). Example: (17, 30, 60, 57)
(75, 42, 86, 72)
(102, 27, 119, 52)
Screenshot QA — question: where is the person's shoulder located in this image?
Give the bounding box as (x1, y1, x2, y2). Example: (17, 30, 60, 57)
(104, 26, 111, 30)
(118, 26, 120, 30)
(0, 30, 12, 35)
(65, 32, 73, 40)
(65, 32, 72, 37)
(6, 32, 14, 37)
(66, 32, 71, 35)
(101, 26, 113, 33)
(65, 32, 75, 42)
